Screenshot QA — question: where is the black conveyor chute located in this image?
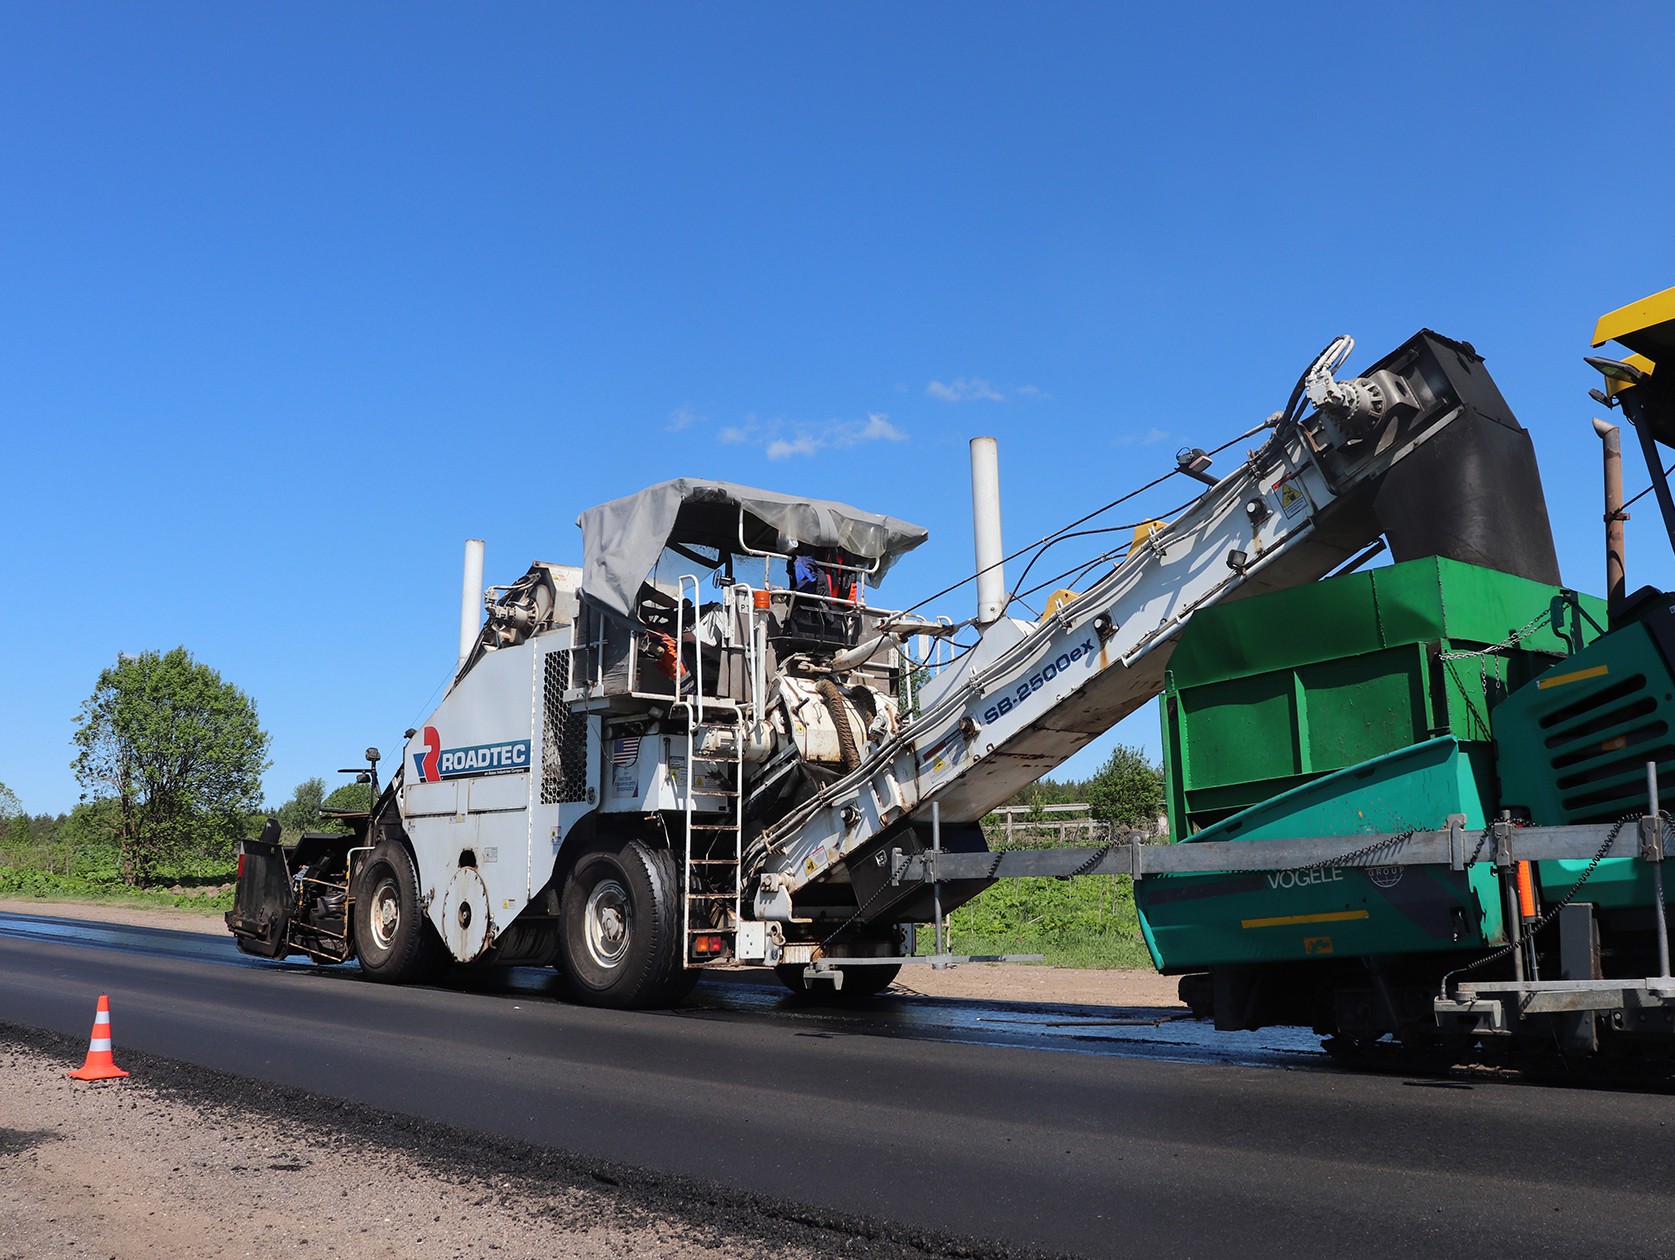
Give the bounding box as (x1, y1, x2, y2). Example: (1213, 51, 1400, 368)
(1370, 333, 1562, 586)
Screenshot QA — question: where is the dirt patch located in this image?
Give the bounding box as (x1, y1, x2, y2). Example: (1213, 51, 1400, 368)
(893, 961, 1181, 1008)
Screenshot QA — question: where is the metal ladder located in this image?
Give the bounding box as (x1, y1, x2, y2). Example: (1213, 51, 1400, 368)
(678, 712, 745, 964)
(674, 574, 746, 964)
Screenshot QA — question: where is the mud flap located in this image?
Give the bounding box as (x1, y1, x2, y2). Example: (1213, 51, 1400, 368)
(224, 820, 293, 959)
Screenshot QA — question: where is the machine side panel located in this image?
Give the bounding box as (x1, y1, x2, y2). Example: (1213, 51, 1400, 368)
(399, 641, 537, 959)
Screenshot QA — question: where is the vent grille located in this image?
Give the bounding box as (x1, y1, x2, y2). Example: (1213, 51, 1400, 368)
(541, 650, 588, 804)
(1534, 671, 1670, 820)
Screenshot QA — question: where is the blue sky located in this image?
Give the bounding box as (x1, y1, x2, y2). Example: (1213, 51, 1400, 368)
(4, 3, 1673, 815)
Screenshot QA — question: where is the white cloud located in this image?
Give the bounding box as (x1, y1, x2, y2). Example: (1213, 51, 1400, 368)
(1013, 384, 1051, 400)
(1114, 426, 1171, 447)
(666, 404, 702, 433)
(721, 412, 907, 460)
(855, 413, 904, 443)
(926, 376, 1004, 403)
(765, 435, 819, 459)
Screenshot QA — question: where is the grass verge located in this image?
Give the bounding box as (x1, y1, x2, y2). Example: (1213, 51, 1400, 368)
(918, 872, 1154, 970)
(0, 866, 234, 914)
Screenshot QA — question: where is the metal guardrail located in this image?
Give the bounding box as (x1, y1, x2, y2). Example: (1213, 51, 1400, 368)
(891, 820, 1642, 884)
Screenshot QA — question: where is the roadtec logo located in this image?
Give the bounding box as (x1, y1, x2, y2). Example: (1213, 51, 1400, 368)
(412, 726, 531, 782)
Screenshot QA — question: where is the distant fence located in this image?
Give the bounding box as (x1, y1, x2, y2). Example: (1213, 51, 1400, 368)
(988, 804, 1105, 847)
(983, 803, 1168, 847)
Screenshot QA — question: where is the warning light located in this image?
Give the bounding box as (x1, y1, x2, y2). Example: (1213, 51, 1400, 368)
(692, 934, 726, 957)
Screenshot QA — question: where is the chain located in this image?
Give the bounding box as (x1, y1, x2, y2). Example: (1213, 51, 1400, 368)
(1437, 605, 1560, 742)
(817, 862, 913, 950)
(1438, 814, 1630, 996)
(1465, 823, 1494, 866)
(1059, 842, 1114, 880)
(1256, 826, 1422, 875)
(1442, 656, 1495, 742)
(1436, 606, 1557, 662)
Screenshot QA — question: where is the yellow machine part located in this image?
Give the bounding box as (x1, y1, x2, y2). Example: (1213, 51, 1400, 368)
(1594, 284, 1675, 359)
(1592, 286, 1675, 398)
(1039, 588, 1079, 620)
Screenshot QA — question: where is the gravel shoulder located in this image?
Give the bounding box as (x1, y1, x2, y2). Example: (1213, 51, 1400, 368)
(2, 1022, 1059, 1260)
(2, 1030, 793, 1260)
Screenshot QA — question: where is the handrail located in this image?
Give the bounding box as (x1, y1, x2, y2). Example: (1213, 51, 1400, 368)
(677, 574, 704, 723)
(733, 584, 762, 723)
(669, 696, 697, 958)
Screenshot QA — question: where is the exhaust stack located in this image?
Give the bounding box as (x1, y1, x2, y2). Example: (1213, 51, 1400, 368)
(1595, 417, 1626, 613)
(970, 437, 1005, 626)
(459, 538, 485, 670)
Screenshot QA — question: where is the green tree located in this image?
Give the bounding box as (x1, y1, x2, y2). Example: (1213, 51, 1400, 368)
(1084, 744, 1164, 834)
(72, 648, 271, 887)
(0, 781, 25, 848)
(320, 780, 372, 814)
(275, 777, 327, 837)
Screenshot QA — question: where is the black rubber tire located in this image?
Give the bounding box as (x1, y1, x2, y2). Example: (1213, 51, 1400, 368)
(353, 842, 447, 983)
(558, 834, 689, 1009)
(548, 951, 692, 1004)
(775, 961, 901, 1001)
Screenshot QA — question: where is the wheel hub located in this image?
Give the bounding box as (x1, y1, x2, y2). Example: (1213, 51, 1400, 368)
(370, 881, 401, 950)
(442, 866, 493, 962)
(585, 878, 631, 969)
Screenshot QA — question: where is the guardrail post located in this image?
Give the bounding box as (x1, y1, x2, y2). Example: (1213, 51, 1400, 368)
(1494, 812, 1525, 983)
(931, 800, 946, 965)
(1646, 762, 1670, 980)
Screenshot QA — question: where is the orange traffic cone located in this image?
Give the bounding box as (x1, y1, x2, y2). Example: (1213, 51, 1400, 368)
(67, 994, 129, 1081)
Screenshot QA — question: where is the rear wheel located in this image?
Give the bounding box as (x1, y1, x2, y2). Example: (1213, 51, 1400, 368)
(558, 835, 688, 1009)
(775, 961, 901, 1001)
(353, 842, 446, 983)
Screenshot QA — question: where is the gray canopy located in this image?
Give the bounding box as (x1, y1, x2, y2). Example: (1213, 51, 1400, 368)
(577, 478, 929, 620)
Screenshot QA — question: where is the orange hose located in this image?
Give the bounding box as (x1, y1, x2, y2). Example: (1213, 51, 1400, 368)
(1516, 860, 1537, 920)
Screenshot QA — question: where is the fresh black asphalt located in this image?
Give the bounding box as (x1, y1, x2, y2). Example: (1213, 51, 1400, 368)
(5, 912, 1675, 1258)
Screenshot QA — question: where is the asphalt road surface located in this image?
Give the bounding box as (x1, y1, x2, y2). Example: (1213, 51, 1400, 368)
(6, 911, 1675, 1259)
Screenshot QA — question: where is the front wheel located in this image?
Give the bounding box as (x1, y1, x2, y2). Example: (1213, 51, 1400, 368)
(558, 835, 688, 1009)
(353, 842, 446, 983)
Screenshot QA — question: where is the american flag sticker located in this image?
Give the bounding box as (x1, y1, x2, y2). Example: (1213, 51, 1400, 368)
(612, 737, 640, 766)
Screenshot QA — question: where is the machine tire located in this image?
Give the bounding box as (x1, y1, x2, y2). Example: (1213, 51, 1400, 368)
(774, 961, 901, 1001)
(353, 842, 446, 983)
(558, 835, 688, 1009)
